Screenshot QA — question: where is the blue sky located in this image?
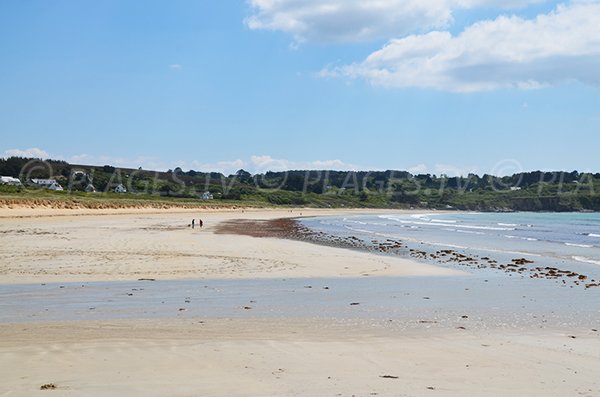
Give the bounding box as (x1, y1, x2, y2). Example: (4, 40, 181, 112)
(1, 0, 599, 176)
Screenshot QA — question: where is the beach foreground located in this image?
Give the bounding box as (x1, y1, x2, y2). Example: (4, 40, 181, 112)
(2, 319, 599, 397)
(0, 208, 599, 396)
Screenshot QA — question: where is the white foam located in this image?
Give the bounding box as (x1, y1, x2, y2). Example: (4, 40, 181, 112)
(455, 230, 486, 235)
(565, 243, 593, 248)
(588, 233, 600, 238)
(498, 223, 518, 227)
(572, 256, 600, 265)
(379, 215, 514, 231)
(504, 235, 537, 241)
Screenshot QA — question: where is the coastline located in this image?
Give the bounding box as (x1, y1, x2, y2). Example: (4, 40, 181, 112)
(0, 207, 461, 284)
(1, 207, 599, 396)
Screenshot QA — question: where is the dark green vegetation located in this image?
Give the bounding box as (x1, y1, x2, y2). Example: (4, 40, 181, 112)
(1, 156, 599, 211)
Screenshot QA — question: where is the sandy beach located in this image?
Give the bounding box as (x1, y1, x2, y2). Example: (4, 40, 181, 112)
(0, 207, 462, 284)
(1, 208, 599, 396)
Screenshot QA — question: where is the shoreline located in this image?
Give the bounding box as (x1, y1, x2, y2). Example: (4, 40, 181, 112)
(0, 208, 462, 285)
(216, 216, 600, 289)
(1, 207, 599, 396)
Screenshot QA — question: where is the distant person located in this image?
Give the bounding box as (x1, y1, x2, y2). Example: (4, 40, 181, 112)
(199, 219, 203, 228)
(192, 219, 195, 229)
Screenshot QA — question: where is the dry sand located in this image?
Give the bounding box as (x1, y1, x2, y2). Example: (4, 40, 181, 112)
(1, 208, 599, 397)
(0, 207, 461, 284)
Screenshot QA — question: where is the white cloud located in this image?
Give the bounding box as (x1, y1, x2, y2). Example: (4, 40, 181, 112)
(2, 149, 360, 174)
(245, 0, 545, 43)
(250, 154, 360, 172)
(408, 164, 429, 174)
(2, 148, 171, 170)
(321, 2, 600, 91)
(406, 163, 479, 176)
(169, 64, 182, 70)
(188, 159, 246, 175)
(2, 147, 50, 159)
(434, 163, 478, 177)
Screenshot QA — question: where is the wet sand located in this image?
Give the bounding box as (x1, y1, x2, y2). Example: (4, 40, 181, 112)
(2, 318, 599, 397)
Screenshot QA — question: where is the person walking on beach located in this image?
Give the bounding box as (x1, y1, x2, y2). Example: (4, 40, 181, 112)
(199, 219, 203, 228)
(191, 219, 195, 229)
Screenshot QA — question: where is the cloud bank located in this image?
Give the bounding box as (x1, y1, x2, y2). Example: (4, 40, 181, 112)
(320, 2, 600, 91)
(2, 149, 361, 175)
(3, 147, 50, 159)
(246, 0, 545, 43)
(248, 1, 600, 91)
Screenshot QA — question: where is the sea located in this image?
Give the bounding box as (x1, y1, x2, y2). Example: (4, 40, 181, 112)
(300, 212, 600, 279)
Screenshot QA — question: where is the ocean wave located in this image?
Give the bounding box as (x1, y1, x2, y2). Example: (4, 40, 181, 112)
(409, 213, 434, 220)
(572, 256, 600, 265)
(565, 243, 594, 248)
(344, 218, 368, 225)
(504, 235, 538, 241)
(441, 228, 484, 235)
(343, 226, 374, 234)
(587, 233, 600, 238)
(455, 230, 486, 235)
(379, 216, 514, 231)
(498, 223, 518, 227)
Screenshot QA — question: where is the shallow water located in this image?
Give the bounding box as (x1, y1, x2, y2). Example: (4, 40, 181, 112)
(301, 212, 600, 279)
(1, 274, 599, 331)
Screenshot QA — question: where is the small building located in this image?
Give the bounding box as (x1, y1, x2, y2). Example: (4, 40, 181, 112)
(30, 178, 56, 186)
(30, 178, 63, 191)
(48, 182, 64, 191)
(201, 191, 213, 200)
(85, 184, 97, 193)
(0, 176, 22, 186)
(114, 184, 127, 193)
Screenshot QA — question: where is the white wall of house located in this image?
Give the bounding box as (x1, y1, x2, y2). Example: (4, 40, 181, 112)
(0, 176, 22, 185)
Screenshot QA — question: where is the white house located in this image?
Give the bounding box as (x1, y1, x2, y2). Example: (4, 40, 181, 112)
(0, 176, 22, 186)
(201, 191, 214, 200)
(30, 178, 56, 186)
(85, 184, 97, 193)
(114, 184, 127, 193)
(48, 182, 64, 191)
(30, 179, 64, 191)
